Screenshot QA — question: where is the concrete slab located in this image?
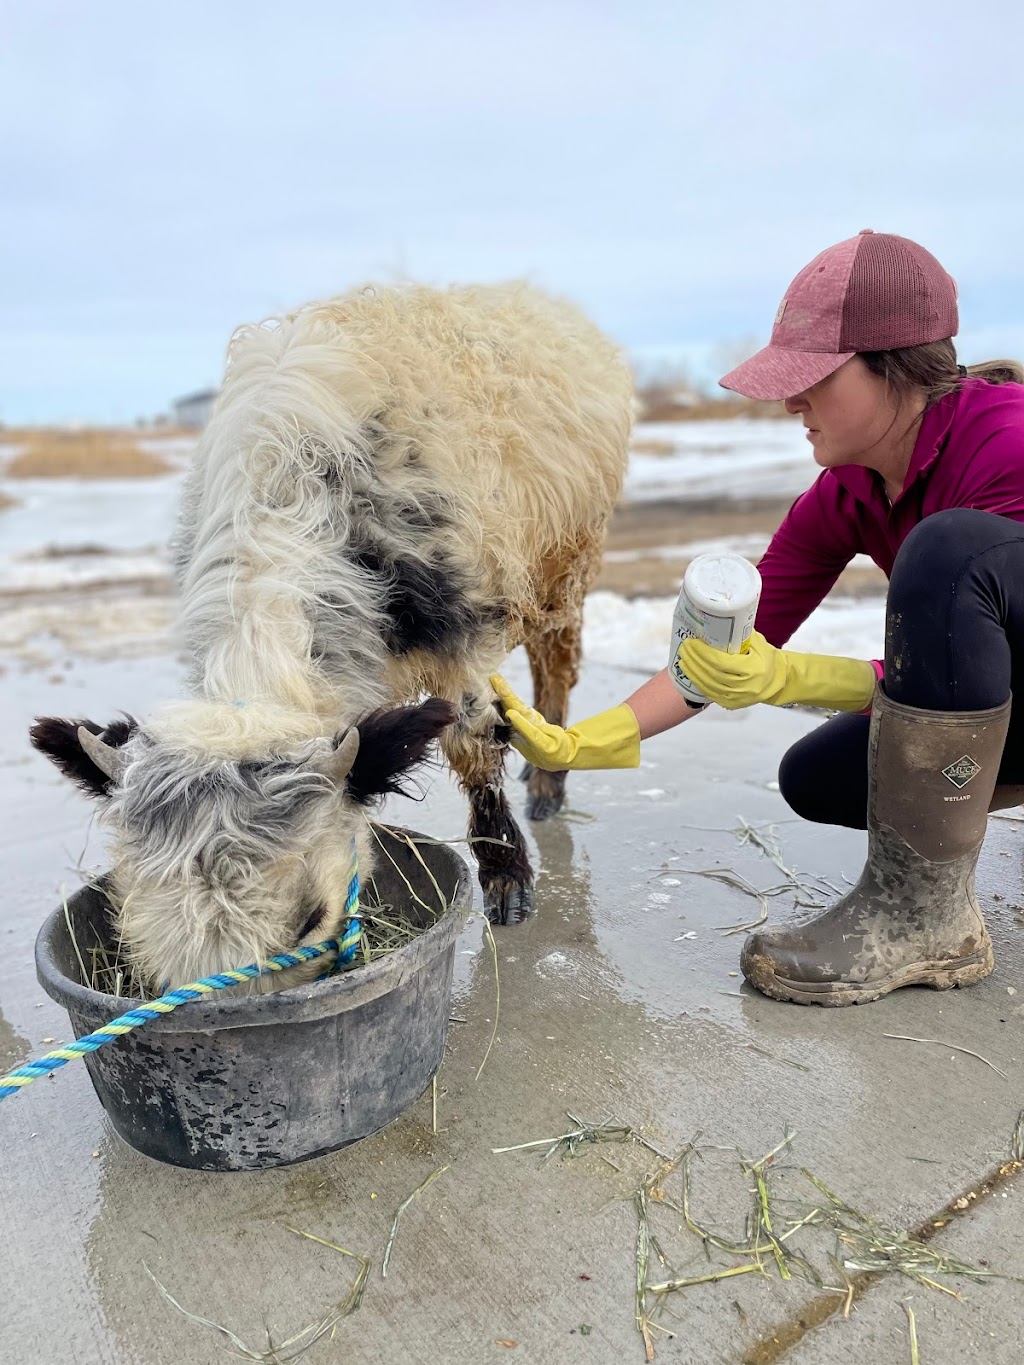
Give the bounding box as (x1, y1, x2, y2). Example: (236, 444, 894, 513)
(1, 655, 1022, 1364)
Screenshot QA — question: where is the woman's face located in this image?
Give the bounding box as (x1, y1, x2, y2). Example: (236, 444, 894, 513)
(784, 356, 900, 467)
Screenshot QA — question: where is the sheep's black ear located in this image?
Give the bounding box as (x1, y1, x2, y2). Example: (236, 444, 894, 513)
(29, 717, 137, 797)
(345, 699, 456, 805)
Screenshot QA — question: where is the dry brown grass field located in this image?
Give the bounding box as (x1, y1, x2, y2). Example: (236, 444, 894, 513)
(2, 429, 175, 478)
(636, 394, 788, 422)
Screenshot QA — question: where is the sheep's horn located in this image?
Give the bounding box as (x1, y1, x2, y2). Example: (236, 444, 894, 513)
(313, 727, 360, 785)
(77, 726, 127, 781)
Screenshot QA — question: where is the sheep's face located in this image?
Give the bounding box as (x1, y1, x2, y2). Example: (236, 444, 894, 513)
(30, 701, 455, 992)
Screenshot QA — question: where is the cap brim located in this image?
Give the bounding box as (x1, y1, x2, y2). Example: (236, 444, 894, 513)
(719, 346, 854, 401)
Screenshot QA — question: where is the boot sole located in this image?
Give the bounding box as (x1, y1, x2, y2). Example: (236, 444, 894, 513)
(743, 942, 995, 1007)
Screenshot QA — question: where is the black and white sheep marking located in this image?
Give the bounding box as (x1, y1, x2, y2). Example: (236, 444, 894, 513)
(32, 281, 632, 992)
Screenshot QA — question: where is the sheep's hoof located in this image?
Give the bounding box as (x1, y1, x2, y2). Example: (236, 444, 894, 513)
(483, 877, 534, 926)
(518, 760, 534, 783)
(525, 788, 564, 821)
(525, 769, 567, 822)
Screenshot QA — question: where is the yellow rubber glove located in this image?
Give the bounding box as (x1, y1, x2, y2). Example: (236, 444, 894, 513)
(677, 631, 876, 712)
(490, 675, 641, 771)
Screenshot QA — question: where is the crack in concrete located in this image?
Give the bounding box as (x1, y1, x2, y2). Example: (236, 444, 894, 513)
(740, 1155, 1024, 1364)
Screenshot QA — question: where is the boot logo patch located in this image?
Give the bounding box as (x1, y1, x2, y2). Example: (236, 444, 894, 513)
(942, 754, 981, 789)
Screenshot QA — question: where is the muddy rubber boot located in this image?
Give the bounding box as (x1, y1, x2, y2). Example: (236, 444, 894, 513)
(741, 687, 1011, 1006)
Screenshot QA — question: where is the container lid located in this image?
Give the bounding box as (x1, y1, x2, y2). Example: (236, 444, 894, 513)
(683, 553, 762, 610)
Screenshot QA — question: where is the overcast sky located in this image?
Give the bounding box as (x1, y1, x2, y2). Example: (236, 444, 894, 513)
(3, 0, 1023, 423)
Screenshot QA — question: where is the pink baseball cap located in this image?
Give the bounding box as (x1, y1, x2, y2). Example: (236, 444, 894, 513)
(720, 230, 959, 401)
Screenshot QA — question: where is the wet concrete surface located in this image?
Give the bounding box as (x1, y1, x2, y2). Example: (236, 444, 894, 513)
(1, 652, 1022, 1363)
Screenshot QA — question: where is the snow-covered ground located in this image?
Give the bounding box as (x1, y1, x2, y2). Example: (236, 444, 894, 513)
(0, 475, 182, 592)
(625, 418, 815, 500)
(582, 589, 885, 677)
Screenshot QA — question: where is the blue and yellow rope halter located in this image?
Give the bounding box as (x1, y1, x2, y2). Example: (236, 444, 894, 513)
(0, 839, 362, 1104)
(335, 847, 363, 967)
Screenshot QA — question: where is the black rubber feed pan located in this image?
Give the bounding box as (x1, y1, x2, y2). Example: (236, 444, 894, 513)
(35, 827, 471, 1171)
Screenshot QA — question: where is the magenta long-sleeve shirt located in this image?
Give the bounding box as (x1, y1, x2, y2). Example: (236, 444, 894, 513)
(755, 378, 1024, 655)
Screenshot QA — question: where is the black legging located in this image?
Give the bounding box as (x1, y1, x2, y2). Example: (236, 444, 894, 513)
(779, 509, 1024, 829)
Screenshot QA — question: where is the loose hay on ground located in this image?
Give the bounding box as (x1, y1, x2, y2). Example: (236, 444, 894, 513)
(146, 1229, 369, 1364)
(495, 1116, 1023, 1361)
(632, 1131, 1022, 1359)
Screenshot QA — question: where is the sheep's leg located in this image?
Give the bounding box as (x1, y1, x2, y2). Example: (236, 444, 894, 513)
(521, 615, 583, 822)
(440, 692, 533, 926)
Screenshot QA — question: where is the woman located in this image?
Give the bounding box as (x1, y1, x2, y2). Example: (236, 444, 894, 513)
(492, 230, 1024, 1008)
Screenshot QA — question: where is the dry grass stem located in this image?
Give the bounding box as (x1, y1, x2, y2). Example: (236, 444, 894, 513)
(684, 868, 787, 936)
(381, 1166, 449, 1279)
(630, 1144, 696, 1356)
(740, 1133, 797, 1282)
(684, 826, 835, 935)
(635, 1187, 656, 1361)
(733, 821, 797, 880)
(278, 1230, 370, 1358)
(829, 1254, 855, 1317)
(903, 1300, 920, 1364)
(474, 915, 501, 1082)
(1011, 1110, 1024, 1163)
(62, 886, 89, 987)
(146, 1229, 369, 1365)
(882, 1034, 1007, 1080)
(375, 824, 448, 913)
(729, 821, 837, 905)
(648, 1263, 763, 1294)
(365, 822, 447, 918)
(493, 1113, 635, 1161)
(145, 1262, 266, 1360)
(65, 889, 150, 1000)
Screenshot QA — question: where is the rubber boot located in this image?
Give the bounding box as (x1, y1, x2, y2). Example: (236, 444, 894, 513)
(741, 686, 1011, 1006)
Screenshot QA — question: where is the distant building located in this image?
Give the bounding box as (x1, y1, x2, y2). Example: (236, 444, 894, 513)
(172, 389, 218, 429)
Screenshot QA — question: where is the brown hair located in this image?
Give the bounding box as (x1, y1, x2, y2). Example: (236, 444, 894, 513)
(860, 339, 1024, 410)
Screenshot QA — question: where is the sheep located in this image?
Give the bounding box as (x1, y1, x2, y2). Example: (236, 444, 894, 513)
(31, 280, 632, 991)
